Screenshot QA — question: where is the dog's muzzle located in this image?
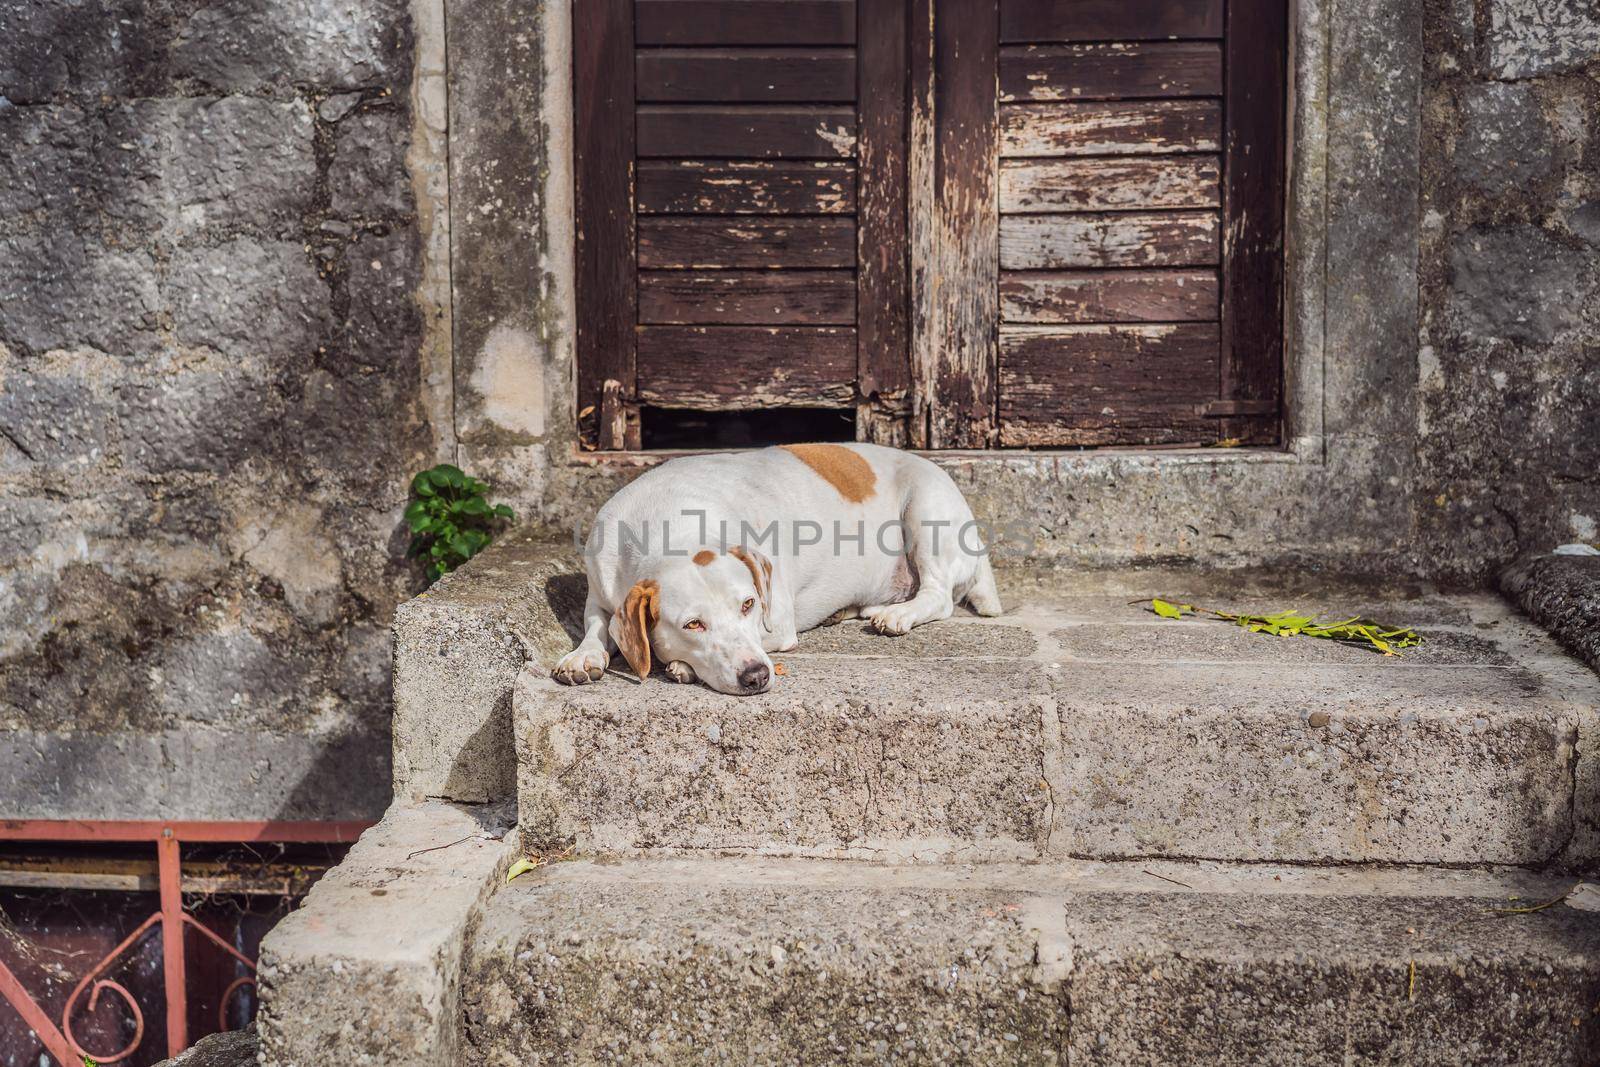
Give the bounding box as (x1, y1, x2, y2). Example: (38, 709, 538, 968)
(737, 661, 771, 693)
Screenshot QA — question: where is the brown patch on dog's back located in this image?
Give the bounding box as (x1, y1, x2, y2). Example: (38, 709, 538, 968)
(692, 549, 716, 566)
(779, 443, 876, 503)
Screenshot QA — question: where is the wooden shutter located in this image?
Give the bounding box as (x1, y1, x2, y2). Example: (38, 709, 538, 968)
(577, 0, 1286, 451)
(576, 0, 911, 449)
(930, 0, 1287, 448)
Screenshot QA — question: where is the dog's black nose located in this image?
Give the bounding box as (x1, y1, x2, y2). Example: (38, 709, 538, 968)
(738, 662, 770, 692)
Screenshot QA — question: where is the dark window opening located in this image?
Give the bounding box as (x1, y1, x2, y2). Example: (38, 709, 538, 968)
(640, 407, 855, 450)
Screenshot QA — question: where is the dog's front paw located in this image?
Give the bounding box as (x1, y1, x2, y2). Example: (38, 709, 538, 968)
(665, 660, 698, 684)
(863, 604, 918, 636)
(552, 647, 609, 685)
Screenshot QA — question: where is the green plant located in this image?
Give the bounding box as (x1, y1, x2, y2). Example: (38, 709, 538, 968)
(405, 463, 515, 583)
(1147, 598, 1423, 656)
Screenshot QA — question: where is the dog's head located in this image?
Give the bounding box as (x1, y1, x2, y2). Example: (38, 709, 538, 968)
(609, 545, 775, 695)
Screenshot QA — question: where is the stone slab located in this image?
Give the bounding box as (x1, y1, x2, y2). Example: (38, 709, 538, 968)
(256, 799, 517, 1067)
(1066, 889, 1600, 1065)
(460, 857, 1600, 1065)
(517, 592, 1598, 866)
(155, 1028, 258, 1067)
(463, 859, 1061, 1065)
(391, 531, 583, 804)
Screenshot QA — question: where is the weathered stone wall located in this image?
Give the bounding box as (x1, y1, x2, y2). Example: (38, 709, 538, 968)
(0, 0, 429, 818)
(1416, 0, 1600, 583)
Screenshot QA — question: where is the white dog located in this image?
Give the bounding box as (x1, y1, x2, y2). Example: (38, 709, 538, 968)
(551, 443, 1002, 695)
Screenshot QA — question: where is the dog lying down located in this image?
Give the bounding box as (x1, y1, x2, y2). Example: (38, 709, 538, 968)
(552, 442, 1002, 695)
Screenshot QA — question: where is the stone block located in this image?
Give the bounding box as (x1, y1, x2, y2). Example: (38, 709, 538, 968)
(461, 858, 1600, 1065)
(391, 532, 583, 804)
(0, 0, 169, 103)
(1319, 0, 1423, 441)
(165, 96, 318, 229)
(1488, 0, 1600, 78)
(0, 727, 389, 820)
(330, 108, 412, 218)
(0, 104, 96, 221)
(171, 0, 411, 92)
(444, 0, 552, 451)
(117, 357, 286, 474)
(286, 366, 425, 494)
(0, 229, 161, 355)
(0, 348, 116, 464)
(1064, 888, 1600, 1064)
(464, 860, 1060, 1064)
(345, 229, 422, 366)
(257, 800, 517, 1067)
(0, 97, 316, 233)
(1454, 82, 1554, 196)
(518, 596, 1596, 866)
(1449, 224, 1594, 345)
(165, 237, 332, 355)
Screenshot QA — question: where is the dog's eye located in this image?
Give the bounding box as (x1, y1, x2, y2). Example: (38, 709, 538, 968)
(741, 598, 755, 615)
(683, 619, 705, 631)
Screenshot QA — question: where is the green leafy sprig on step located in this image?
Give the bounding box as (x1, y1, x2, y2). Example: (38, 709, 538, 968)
(1147, 598, 1423, 656)
(405, 464, 515, 584)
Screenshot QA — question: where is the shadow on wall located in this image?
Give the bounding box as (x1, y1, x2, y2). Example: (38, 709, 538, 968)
(275, 730, 394, 824)
(547, 572, 589, 645)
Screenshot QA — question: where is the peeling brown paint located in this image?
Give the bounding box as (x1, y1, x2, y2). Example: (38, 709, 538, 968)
(999, 100, 1222, 157)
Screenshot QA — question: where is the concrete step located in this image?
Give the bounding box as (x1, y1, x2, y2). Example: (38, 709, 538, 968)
(257, 800, 519, 1066)
(459, 857, 1600, 1065)
(516, 589, 1600, 866)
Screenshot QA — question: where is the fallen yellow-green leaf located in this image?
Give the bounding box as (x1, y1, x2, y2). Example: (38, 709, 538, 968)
(505, 856, 543, 883)
(1143, 599, 1423, 656)
(1150, 598, 1195, 619)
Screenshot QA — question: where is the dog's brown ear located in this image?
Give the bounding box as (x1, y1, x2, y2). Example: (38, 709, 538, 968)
(728, 545, 774, 632)
(615, 579, 660, 679)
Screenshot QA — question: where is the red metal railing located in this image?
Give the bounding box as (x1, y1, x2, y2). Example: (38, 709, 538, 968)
(0, 819, 372, 1064)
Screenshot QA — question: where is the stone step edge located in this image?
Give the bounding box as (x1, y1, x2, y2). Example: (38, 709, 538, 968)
(482, 853, 1584, 907)
(256, 799, 518, 1067)
(461, 855, 1600, 1064)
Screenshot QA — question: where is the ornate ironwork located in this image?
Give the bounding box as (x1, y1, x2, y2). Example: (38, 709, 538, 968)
(0, 819, 371, 1063)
